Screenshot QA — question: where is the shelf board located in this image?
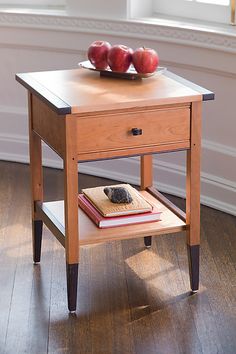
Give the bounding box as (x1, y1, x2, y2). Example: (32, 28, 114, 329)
(37, 191, 186, 247)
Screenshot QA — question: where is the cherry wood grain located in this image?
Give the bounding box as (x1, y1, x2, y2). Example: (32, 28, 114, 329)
(28, 92, 43, 263)
(147, 186, 186, 222)
(32, 95, 66, 158)
(16, 67, 212, 314)
(140, 155, 153, 247)
(16, 72, 71, 115)
(186, 101, 202, 246)
(186, 101, 202, 292)
(28, 92, 43, 219)
(63, 115, 79, 264)
(39, 191, 186, 246)
(75, 107, 190, 156)
(140, 155, 153, 190)
(77, 141, 190, 162)
(164, 71, 214, 101)
(18, 68, 202, 114)
(63, 115, 80, 310)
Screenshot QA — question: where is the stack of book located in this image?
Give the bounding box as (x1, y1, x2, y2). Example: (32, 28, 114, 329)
(78, 184, 162, 228)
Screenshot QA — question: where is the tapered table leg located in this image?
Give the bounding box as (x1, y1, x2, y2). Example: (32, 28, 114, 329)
(187, 244, 200, 292)
(33, 220, 43, 263)
(186, 101, 202, 292)
(64, 116, 79, 312)
(66, 263, 79, 311)
(144, 236, 152, 248)
(28, 93, 43, 263)
(141, 155, 153, 248)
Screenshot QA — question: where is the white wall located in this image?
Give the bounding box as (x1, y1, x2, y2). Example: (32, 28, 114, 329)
(66, 0, 128, 18)
(0, 11, 235, 215)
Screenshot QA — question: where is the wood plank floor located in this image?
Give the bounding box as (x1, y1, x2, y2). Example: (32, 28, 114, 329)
(0, 160, 236, 354)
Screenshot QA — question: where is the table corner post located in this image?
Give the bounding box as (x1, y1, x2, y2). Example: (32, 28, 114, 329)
(186, 100, 202, 292)
(28, 92, 43, 263)
(140, 154, 153, 248)
(63, 114, 79, 312)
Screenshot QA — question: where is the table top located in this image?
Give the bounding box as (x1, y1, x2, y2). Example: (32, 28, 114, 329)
(16, 68, 214, 115)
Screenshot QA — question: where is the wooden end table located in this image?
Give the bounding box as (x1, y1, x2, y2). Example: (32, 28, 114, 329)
(16, 67, 214, 312)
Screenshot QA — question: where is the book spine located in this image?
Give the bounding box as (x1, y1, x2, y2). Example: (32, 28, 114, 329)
(100, 217, 161, 229)
(78, 198, 100, 227)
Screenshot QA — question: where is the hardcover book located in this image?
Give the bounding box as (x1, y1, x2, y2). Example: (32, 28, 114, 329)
(82, 184, 153, 217)
(78, 194, 161, 228)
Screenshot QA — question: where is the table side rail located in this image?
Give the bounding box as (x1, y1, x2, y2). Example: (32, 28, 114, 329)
(147, 186, 187, 223)
(79, 225, 187, 246)
(31, 95, 66, 158)
(77, 141, 190, 162)
(35, 201, 65, 247)
(35, 191, 187, 247)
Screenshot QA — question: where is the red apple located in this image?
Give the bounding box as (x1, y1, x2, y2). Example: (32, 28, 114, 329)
(132, 47, 159, 74)
(87, 41, 111, 70)
(107, 45, 133, 73)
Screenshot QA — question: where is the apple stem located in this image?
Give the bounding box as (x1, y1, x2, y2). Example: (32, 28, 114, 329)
(142, 46, 146, 50)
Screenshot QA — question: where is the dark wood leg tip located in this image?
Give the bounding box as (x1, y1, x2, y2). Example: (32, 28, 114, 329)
(66, 263, 79, 312)
(33, 220, 43, 263)
(144, 236, 152, 248)
(187, 244, 200, 292)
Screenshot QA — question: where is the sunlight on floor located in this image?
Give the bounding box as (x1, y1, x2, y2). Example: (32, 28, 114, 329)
(125, 248, 207, 294)
(125, 249, 174, 279)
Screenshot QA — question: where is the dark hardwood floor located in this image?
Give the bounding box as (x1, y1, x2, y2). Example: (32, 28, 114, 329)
(0, 160, 236, 354)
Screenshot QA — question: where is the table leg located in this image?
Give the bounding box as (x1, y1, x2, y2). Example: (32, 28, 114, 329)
(28, 93, 43, 263)
(141, 155, 153, 248)
(64, 119, 79, 312)
(186, 101, 202, 292)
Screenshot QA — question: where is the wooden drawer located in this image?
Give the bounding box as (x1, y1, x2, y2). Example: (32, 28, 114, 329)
(76, 107, 190, 155)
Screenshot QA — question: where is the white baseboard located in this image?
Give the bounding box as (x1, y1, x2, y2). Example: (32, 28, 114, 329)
(202, 139, 236, 158)
(0, 131, 235, 216)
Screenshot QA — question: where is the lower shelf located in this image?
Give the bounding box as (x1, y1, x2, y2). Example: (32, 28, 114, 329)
(36, 191, 187, 247)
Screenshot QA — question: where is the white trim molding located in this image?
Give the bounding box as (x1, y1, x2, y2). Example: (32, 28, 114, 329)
(0, 105, 27, 116)
(0, 11, 236, 55)
(203, 139, 236, 158)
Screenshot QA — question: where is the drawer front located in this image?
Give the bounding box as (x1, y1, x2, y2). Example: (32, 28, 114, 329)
(76, 107, 190, 154)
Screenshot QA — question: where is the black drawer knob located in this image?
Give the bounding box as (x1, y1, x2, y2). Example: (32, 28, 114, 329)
(131, 128, 143, 136)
